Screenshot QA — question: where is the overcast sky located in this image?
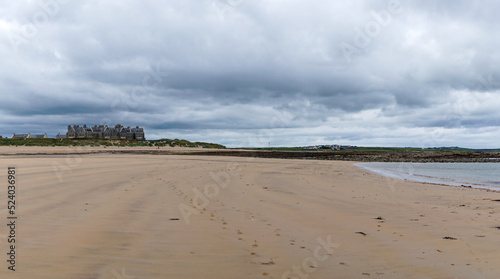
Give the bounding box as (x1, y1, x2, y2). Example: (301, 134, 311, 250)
(1, 0, 500, 148)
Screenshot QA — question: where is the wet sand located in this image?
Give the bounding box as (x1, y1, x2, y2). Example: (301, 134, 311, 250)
(1, 151, 500, 278)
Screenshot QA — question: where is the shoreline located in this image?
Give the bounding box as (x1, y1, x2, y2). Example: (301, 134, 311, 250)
(356, 162, 500, 192)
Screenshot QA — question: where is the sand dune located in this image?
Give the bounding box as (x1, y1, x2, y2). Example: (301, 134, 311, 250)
(1, 153, 500, 278)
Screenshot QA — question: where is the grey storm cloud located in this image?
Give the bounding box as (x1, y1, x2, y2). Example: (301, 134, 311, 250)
(1, 0, 500, 147)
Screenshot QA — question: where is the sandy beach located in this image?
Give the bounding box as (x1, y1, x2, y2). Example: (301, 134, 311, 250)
(1, 149, 500, 278)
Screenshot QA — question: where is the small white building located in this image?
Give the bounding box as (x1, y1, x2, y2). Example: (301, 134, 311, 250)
(12, 133, 48, 139)
(12, 133, 29, 139)
(30, 133, 48, 139)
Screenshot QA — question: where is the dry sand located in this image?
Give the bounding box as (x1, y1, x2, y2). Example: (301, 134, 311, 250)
(1, 149, 500, 278)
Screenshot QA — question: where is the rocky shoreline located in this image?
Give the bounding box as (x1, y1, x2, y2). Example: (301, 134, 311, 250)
(183, 150, 500, 163)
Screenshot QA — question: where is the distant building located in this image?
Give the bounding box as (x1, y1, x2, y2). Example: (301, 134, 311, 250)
(304, 145, 339, 150)
(12, 133, 29, 139)
(66, 124, 145, 140)
(55, 133, 67, 139)
(12, 133, 48, 139)
(30, 133, 48, 139)
(302, 144, 357, 150)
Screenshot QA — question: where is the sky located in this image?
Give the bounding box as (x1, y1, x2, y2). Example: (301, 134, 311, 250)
(1, 0, 500, 148)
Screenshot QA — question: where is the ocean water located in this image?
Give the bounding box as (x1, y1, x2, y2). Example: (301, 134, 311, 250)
(356, 162, 500, 190)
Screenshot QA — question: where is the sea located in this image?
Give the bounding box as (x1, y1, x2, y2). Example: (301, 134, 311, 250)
(356, 162, 500, 190)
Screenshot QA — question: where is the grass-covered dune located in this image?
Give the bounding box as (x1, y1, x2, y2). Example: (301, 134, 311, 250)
(0, 138, 226, 149)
